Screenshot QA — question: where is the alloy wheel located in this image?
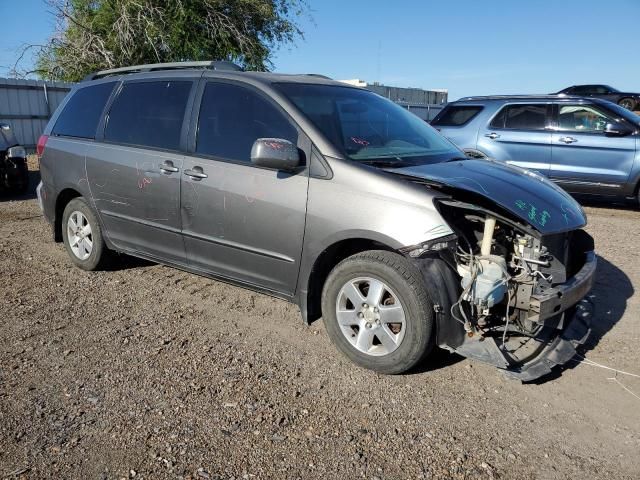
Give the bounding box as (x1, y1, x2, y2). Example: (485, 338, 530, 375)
(67, 211, 93, 260)
(619, 98, 634, 110)
(335, 277, 406, 356)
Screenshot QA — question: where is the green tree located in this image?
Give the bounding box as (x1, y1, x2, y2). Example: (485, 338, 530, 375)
(25, 0, 308, 81)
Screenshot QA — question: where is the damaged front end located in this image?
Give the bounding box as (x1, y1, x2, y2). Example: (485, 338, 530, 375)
(394, 161, 597, 381)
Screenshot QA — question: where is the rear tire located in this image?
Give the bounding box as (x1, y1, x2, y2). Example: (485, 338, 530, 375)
(61, 197, 111, 271)
(618, 98, 636, 111)
(321, 250, 435, 374)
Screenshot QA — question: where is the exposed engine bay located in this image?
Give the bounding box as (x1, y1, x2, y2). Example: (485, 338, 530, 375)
(403, 193, 596, 381)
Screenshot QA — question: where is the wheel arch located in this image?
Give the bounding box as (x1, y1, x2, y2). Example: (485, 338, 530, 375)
(299, 237, 398, 325)
(54, 188, 83, 242)
(625, 164, 640, 200)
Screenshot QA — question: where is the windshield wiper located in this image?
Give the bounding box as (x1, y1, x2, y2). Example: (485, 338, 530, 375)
(359, 158, 413, 168)
(445, 156, 470, 162)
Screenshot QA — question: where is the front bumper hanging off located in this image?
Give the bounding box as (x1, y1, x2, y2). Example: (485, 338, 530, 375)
(504, 250, 596, 381)
(416, 242, 597, 382)
(454, 250, 597, 382)
(528, 251, 597, 324)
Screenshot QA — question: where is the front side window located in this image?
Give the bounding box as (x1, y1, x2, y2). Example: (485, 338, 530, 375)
(490, 104, 548, 130)
(571, 86, 592, 95)
(105, 81, 192, 151)
(52, 82, 115, 139)
(196, 82, 298, 162)
(557, 105, 612, 132)
(275, 83, 461, 167)
(431, 106, 483, 127)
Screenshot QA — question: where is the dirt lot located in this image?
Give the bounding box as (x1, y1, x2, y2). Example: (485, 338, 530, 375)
(1, 166, 639, 480)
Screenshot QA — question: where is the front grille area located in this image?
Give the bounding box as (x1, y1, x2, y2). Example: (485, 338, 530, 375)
(540, 229, 594, 285)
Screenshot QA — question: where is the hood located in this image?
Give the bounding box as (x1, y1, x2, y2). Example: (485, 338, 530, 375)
(387, 159, 586, 235)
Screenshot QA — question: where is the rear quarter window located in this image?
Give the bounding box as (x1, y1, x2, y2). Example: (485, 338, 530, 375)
(52, 82, 115, 139)
(490, 104, 548, 130)
(432, 106, 483, 126)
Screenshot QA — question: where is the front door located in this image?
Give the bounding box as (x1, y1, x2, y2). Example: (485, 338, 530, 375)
(477, 103, 552, 176)
(549, 103, 637, 195)
(181, 80, 308, 295)
(87, 78, 195, 263)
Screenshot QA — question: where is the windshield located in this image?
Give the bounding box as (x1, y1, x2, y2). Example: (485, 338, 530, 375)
(275, 83, 462, 166)
(605, 102, 640, 127)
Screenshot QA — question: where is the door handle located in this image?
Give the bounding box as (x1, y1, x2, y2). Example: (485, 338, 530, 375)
(184, 167, 208, 180)
(484, 132, 500, 139)
(159, 161, 179, 174)
(558, 136, 578, 144)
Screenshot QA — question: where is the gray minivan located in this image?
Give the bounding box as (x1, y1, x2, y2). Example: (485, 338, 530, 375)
(37, 61, 596, 381)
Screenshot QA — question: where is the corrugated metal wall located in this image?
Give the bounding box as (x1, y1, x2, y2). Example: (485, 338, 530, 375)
(402, 104, 444, 122)
(367, 84, 448, 106)
(0, 77, 73, 151)
(365, 84, 447, 121)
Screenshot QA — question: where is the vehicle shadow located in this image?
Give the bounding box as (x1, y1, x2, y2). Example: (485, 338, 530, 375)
(409, 347, 465, 375)
(576, 195, 636, 211)
(583, 256, 633, 350)
(0, 170, 40, 201)
(105, 253, 156, 272)
(529, 255, 633, 384)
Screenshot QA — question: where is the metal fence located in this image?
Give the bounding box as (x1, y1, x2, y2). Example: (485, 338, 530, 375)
(401, 104, 444, 122)
(366, 84, 448, 107)
(0, 77, 73, 151)
(343, 80, 448, 122)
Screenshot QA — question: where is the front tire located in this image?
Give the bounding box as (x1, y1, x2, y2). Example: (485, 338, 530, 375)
(61, 197, 110, 271)
(321, 250, 435, 374)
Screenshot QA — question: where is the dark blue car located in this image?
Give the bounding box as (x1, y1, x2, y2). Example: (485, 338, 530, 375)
(432, 95, 640, 204)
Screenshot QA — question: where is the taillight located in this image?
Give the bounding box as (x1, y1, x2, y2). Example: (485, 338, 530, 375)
(36, 134, 49, 158)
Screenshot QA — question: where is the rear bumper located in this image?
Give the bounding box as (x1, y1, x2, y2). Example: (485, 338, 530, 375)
(36, 181, 44, 211)
(36, 180, 55, 232)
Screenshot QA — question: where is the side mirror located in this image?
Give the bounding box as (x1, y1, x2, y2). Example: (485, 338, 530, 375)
(251, 138, 301, 172)
(605, 122, 633, 137)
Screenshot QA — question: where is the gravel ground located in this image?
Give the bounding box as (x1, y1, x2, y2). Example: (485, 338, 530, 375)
(1, 166, 639, 479)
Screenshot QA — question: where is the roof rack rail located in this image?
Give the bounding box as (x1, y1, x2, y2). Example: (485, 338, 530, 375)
(457, 94, 579, 101)
(83, 60, 243, 82)
(304, 73, 332, 80)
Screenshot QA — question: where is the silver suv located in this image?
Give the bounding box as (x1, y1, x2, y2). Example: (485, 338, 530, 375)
(431, 96, 640, 204)
(37, 61, 597, 381)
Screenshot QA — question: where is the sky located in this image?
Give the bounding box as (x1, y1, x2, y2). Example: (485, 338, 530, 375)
(1, 0, 639, 101)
